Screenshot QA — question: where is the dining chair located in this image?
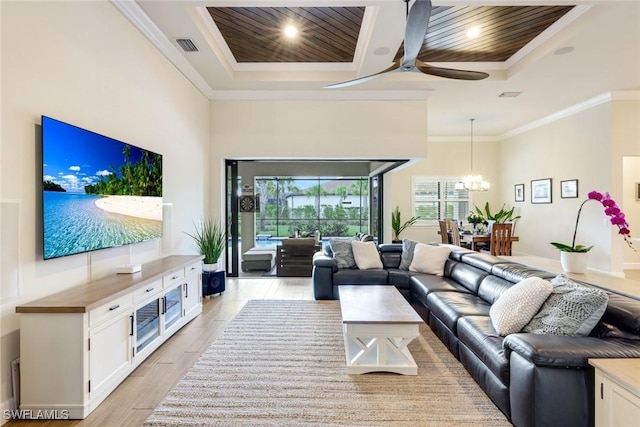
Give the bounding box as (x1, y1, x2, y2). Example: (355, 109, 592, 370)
(438, 220, 450, 244)
(489, 222, 513, 256)
(448, 221, 461, 246)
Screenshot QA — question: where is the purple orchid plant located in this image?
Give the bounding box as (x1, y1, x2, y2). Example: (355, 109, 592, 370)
(551, 190, 635, 253)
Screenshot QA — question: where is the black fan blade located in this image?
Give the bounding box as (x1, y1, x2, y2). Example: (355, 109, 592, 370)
(324, 0, 488, 87)
(401, 0, 432, 70)
(323, 61, 400, 89)
(416, 64, 489, 80)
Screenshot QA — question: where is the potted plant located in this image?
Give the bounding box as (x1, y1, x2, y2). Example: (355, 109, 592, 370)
(474, 202, 521, 233)
(186, 218, 226, 271)
(466, 211, 484, 232)
(391, 206, 420, 242)
(474, 202, 521, 224)
(551, 190, 635, 273)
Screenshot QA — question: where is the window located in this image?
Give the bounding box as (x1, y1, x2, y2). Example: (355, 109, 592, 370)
(254, 176, 370, 238)
(412, 177, 469, 223)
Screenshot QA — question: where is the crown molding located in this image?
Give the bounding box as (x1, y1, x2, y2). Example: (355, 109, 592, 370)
(499, 90, 640, 140)
(210, 90, 434, 100)
(430, 90, 640, 141)
(110, 0, 215, 99)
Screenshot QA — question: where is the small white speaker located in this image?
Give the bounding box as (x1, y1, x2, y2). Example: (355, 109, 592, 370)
(116, 263, 142, 274)
(162, 202, 173, 253)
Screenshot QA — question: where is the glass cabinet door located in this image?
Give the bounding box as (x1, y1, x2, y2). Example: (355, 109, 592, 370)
(135, 298, 160, 353)
(163, 285, 182, 331)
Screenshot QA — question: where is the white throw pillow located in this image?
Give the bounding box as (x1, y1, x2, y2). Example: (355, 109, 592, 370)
(489, 277, 554, 336)
(409, 244, 451, 276)
(351, 241, 383, 270)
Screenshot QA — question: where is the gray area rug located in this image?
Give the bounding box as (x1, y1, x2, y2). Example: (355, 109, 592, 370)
(144, 299, 510, 426)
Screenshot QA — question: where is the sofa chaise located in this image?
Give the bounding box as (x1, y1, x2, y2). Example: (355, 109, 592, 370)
(312, 241, 640, 427)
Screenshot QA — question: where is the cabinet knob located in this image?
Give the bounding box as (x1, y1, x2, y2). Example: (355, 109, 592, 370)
(146, 287, 154, 292)
(109, 304, 120, 311)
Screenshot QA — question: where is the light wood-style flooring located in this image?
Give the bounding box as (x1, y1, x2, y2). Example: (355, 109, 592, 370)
(6, 276, 314, 427)
(625, 269, 640, 282)
(7, 269, 640, 426)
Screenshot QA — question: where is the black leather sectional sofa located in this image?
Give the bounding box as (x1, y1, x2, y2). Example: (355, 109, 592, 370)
(312, 243, 640, 427)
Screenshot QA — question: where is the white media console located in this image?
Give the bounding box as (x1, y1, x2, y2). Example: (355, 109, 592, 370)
(15, 255, 203, 419)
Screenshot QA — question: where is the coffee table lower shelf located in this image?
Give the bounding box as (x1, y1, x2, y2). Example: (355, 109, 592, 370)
(343, 321, 420, 375)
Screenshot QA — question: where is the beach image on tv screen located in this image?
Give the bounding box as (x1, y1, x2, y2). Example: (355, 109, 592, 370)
(42, 116, 163, 259)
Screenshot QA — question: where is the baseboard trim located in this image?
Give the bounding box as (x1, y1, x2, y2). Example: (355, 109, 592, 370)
(1, 397, 16, 425)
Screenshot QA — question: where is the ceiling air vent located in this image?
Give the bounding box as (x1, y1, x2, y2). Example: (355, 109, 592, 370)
(175, 38, 199, 52)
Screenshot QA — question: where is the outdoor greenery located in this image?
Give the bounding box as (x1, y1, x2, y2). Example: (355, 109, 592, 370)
(84, 145, 162, 196)
(252, 177, 369, 238)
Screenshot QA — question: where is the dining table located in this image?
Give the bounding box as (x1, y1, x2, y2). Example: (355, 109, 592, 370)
(460, 232, 519, 251)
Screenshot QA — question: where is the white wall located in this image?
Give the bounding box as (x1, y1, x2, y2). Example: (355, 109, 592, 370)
(384, 138, 501, 243)
(210, 98, 430, 243)
(0, 1, 210, 414)
(499, 96, 640, 273)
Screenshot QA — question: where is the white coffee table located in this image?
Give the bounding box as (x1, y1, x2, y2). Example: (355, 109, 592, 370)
(338, 285, 423, 375)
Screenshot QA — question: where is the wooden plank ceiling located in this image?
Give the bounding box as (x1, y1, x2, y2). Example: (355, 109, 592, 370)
(207, 5, 574, 64)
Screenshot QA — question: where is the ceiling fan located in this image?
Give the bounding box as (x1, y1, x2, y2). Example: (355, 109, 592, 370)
(324, 0, 489, 89)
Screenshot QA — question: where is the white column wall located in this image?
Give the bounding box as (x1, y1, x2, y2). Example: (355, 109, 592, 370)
(612, 101, 640, 269)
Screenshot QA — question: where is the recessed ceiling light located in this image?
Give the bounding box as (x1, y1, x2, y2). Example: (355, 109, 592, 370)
(499, 92, 522, 98)
(374, 47, 390, 56)
(466, 26, 481, 38)
(283, 25, 298, 38)
(554, 46, 575, 56)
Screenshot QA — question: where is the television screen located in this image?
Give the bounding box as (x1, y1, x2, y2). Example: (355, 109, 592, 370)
(41, 116, 163, 260)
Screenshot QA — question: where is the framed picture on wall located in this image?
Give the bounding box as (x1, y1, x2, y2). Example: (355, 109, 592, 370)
(531, 178, 552, 204)
(514, 184, 525, 202)
(561, 179, 578, 199)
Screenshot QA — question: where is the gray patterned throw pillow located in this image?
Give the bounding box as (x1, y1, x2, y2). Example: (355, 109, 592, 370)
(523, 274, 609, 336)
(399, 238, 419, 270)
(328, 237, 357, 269)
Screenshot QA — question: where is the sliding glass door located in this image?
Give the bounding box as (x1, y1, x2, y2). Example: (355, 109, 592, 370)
(254, 177, 370, 239)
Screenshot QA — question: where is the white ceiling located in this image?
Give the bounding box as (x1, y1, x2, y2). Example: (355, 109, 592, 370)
(115, 0, 640, 137)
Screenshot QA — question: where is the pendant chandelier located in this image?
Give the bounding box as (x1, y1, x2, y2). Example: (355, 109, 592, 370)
(455, 118, 490, 192)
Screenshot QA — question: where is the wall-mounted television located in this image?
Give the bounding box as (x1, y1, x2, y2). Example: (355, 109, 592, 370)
(41, 116, 163, 260)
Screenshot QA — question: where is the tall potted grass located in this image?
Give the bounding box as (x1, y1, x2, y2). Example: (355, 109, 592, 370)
(186, 218, 226, 271)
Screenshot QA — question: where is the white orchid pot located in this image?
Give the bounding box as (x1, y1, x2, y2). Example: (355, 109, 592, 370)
(560, 251, 588, 274)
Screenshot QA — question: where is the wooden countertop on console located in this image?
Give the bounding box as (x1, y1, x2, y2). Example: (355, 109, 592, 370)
(16, 255, 203, 314)
(500, 255, 640, 300)
(589, 358, 640, 396)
